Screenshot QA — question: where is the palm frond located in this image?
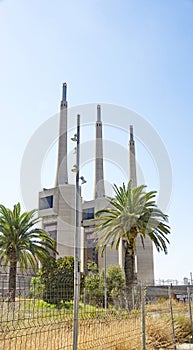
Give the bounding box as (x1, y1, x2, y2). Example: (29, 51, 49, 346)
(0, 202, 57, 269)
(93, 182, 171, 285)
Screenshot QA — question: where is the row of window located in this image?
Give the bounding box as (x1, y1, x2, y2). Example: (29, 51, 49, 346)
(39, 196, 95, 222)
(39, 196, 95, 255)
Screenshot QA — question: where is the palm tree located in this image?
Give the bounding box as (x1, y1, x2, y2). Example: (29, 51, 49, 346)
(0, 203, 57, 301)
(94, 181, 170, 307)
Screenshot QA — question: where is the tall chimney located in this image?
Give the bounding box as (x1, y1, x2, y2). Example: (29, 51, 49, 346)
(129, 125, 137, 187)
(55, 82, 68, 186)
(94, 104, 105, 198)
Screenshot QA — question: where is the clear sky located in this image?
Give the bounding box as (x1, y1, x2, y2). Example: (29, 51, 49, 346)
(0, 0, 193, 282)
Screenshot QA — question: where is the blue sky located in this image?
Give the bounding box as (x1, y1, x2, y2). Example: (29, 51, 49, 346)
(1, 0, 193, 282)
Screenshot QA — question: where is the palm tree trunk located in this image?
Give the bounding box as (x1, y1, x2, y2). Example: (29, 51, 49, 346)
(124, 241, 135, 310)
(8, 259, 17, 302)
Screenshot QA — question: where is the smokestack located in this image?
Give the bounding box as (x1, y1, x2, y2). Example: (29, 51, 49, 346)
(129, 125, 137, 187)
(62, 82, 67, 101)
(97, 103, 101, 122)
(55, 82, 68, 186)
(94, 105, 105, 199)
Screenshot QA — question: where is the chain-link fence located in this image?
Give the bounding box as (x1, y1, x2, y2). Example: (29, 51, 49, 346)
(0, 265, 193, 350)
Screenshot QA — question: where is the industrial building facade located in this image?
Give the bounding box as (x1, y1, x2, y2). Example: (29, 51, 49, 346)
(38, 83, 154, 284)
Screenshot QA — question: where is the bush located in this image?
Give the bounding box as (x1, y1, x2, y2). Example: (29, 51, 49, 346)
(84, 263, 126, 308)
(30, 256, 84, 306)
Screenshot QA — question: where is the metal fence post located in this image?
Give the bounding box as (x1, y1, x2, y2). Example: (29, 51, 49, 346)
(83, 287, 86, 310)
(141, 284, 146, 350)
(104, 248, 107, 310)
(72, 114, 81, 350)
(168, 285, 176, 350)
(187, 286, 193, 343)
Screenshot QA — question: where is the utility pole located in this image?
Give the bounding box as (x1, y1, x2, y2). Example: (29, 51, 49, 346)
(72, 114, 80, 350)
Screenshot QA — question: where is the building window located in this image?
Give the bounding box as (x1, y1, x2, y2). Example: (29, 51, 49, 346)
(0, 275, 7, 281)
(87, 247, 98, 266)
(50, 230, 57, 241)
(39, 195, 53, 210)
(82, 207, 94, 221)
(45, 229, 57, 241)
(44, 223, 57, 241)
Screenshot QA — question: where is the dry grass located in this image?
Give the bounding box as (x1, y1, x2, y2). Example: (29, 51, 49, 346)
(146, 314, 192, 350)
(146, 316, 174, 349)
(0, 300, 193, 350)
(0, 315, 142, 350)
(146, 299, 189, 314)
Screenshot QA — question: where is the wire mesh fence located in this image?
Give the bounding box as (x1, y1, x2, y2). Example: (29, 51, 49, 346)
(0, 265, 193, 350)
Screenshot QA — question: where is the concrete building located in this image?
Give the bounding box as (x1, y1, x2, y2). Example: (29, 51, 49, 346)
(129, 125, 154, 284)
(38, 83, 82, 260)
(82, 104, 120, 272)
(38, 83, 154, 284)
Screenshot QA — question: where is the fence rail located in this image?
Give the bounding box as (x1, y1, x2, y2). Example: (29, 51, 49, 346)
(1, 267, 193, 350)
